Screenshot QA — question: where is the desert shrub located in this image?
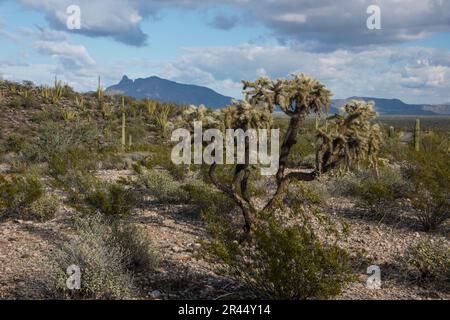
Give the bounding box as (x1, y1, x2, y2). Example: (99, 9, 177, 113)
(22, 121, 100, 163)
(22, 95, 37, 109)
(140, 144, 187, 180)
(21, 194, 59, 222)
(0, 173, 44, 217)
(31, 107, 61, 123)
(47, 148, 100, 199)
(288, 180, 330, 206)
(338, 167, 408, 206)
(44, 214, 138, 299)
(181, 179, 236, 216)
(47, 148, 135, 217)
(406, 150, 449, 231)
(9, 98, 21, 109)
(402, 239, 450, 282)
(420, 131, 449, 154)
(126, 120, 146, 146)
(202, 214, 353, 299)
(85, 183, 136, 218)
(114, 223, 158, 270)
(135, 167, 188, 203)
(410, 190, 449, 232)
(2, 134, 26, 153)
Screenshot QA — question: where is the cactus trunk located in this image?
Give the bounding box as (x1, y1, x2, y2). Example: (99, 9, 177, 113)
(414, 119, 420, 152)
(389, 126, 395, 138)
(121, 97, 126, 151)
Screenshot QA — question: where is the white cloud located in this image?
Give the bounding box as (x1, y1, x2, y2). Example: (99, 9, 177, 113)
(34, 40, 96, 69)
(275, 14, 307, 24)
(17, 0, 450, 48)
(160, 44, 450, 103)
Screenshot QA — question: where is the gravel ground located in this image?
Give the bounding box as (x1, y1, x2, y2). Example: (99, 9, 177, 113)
(0, 172, 448, 300)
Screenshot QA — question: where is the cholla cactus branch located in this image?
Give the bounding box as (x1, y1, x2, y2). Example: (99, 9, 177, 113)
(181, 75, 382, 233)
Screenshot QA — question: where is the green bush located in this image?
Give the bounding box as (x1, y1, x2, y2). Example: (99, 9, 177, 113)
(22, 96, 37, 109)
(140, 144, 187, 180)
(407, 150, 449, 231)
(403, 239, 450, 282)
(181, 179, 236, 216)
(341, 167, 408, 206)
(85, 183, 136, 217)
(44, 214, 138, 299)
(22, 194, 59, 222)
(0, 173, 44, 217)
(9, 98, 21, 109)
(2, 134, 26, 153)
(114, 223, 158, 270)
(22, 121, 101, 163)
(202, 214, 353, 299)
(288, 181, 330, 206)
(135, 167, 188, 203)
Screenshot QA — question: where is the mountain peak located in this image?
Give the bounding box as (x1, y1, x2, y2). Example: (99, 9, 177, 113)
(118, 75, 133, 85)
(106, 75, 234, 109)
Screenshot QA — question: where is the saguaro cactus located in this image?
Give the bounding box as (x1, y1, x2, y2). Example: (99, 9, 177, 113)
(97, 76, 103, 102)
(389, 126, 395, 138)
(414, 119, 421, 151)
(121, 97, 126, 150)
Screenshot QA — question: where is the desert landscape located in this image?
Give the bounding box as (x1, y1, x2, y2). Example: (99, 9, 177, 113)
(0, 0, 449, 304)
(0, 77, 448, 300)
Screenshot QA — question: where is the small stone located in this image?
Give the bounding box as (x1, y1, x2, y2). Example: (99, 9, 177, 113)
(171, 246, 182, 253)
(149, 290, 162, 299)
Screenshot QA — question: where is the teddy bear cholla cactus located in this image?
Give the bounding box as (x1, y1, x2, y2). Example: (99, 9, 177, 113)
(183, 74, 383, 232)
(316, 100, 383, 176)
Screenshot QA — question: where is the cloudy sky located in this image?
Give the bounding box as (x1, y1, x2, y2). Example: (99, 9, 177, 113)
(0, 0, 449, 103)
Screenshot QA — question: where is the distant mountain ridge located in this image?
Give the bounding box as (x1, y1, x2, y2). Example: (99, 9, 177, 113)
(106, 75, 234, 109)
(107, 76, 450, 115)
(330, 97, 450, 115)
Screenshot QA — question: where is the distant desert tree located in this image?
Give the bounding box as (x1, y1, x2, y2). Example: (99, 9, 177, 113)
(180, 74, 383, 233)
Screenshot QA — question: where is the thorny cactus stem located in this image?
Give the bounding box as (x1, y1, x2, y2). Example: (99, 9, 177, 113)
(414, 118, 421, 152)
(185, 74, 383, 233)
(97, 76, 103, 102)
(389, 126, 395, 138)
(121, 97, 126, 151)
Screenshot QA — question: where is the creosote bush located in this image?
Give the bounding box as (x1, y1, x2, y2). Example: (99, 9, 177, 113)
(85, 182, 136, 218)
(202, 213, 353, 299)
(114, 223, 158, 271)
(337, 166, 408, 207)
(181, 179, 236, 216)
(22, 194, 59, 222)
(134, 167, 188, 203)
(402, 239, 450, 283)
(288, 180, 330, 206)
(406, 150, 449, 231)
(0, 173, 44, 218)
